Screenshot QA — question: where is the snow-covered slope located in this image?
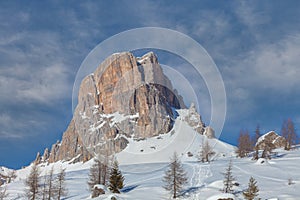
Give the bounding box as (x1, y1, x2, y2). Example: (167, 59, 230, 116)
(117, 109, 235, 165)
(2, 109, 300, 199)
(4, 147, 300, 199)
(0, 167, 13, 177)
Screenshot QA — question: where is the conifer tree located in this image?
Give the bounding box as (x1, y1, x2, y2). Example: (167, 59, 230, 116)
(25, 163, 41, 200)
(253, 125, 261, 160)
(163, 152, 188, 198)
(222, 160, 235, 193)
(54, 168, 67, 200)
(243, 177, 259, 200)
(236, 130, 252, 158)
(46, 166, 55, 200)
(199, 139, 215, 163)
(88, 156, 111, 190)
(254, 125, 261, 144)
(41, 172, 48, 200)
(281, 118, 297, 150)
(108, 160, 124, 193)
(88, 159, 103, 191)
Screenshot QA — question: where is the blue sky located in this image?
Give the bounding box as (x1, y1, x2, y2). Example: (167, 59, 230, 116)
(1, 1, 300, 169)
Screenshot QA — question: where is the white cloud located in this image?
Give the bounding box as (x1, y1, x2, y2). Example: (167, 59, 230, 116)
(0, 31, 74, 105)
(223, 34, 300, 125)
(235, 2, 270, 28)
(224, 33, 300, 93)
(253, 39, 300, 90)
(15, 64, 71, 104)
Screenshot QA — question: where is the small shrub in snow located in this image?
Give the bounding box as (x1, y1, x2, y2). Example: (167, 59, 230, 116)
(222, 160, 235, 194)
(243, 177, 259, 200)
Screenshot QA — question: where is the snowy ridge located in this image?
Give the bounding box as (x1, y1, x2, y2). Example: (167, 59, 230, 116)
(116, 109, 235, 165)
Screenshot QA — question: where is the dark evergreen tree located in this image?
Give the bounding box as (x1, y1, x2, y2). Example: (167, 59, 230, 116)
(163, 152, 188, 198)
(222, 160, 235, 193)
(243, 177, 259, 200)
(108, 160, 124, 193)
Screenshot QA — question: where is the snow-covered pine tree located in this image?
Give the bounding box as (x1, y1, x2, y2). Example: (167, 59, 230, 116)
(243, 177, 259, 200)
(25, 163, 41, 200)
(163, 152, 188, 199)
(199, 139, 215, 163)
(222, 160, 235, 193)
(108, 160, 124, 193)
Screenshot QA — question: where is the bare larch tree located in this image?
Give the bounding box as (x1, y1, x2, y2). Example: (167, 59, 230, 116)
(88, 157, 110, 191)
(199, 139, 215, 163)
(163, 152, 188, 199)
(236, 130, 252, 158)
(54, 168, 67, 200)
(281, 118, 297, 150)
(25, 163, 41, 200)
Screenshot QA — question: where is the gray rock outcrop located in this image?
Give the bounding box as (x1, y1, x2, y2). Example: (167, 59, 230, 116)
(255, 131, 286, 150)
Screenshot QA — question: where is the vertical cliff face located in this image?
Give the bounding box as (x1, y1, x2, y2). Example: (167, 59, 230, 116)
(42, 52, 205, 163)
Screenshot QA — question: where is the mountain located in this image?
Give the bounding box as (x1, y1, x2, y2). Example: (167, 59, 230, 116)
(5, 52, 299, 199)
(39, 52, 207, 164)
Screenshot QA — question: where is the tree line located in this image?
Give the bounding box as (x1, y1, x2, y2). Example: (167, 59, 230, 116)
(237, 118, 298, 160)
(25, 163, 67, 200)
(162, 152, 260, 199)
(88, 153, 124, 198)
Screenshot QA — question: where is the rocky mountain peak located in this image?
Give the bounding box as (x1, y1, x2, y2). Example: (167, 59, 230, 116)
(44, 52, 206, 163)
